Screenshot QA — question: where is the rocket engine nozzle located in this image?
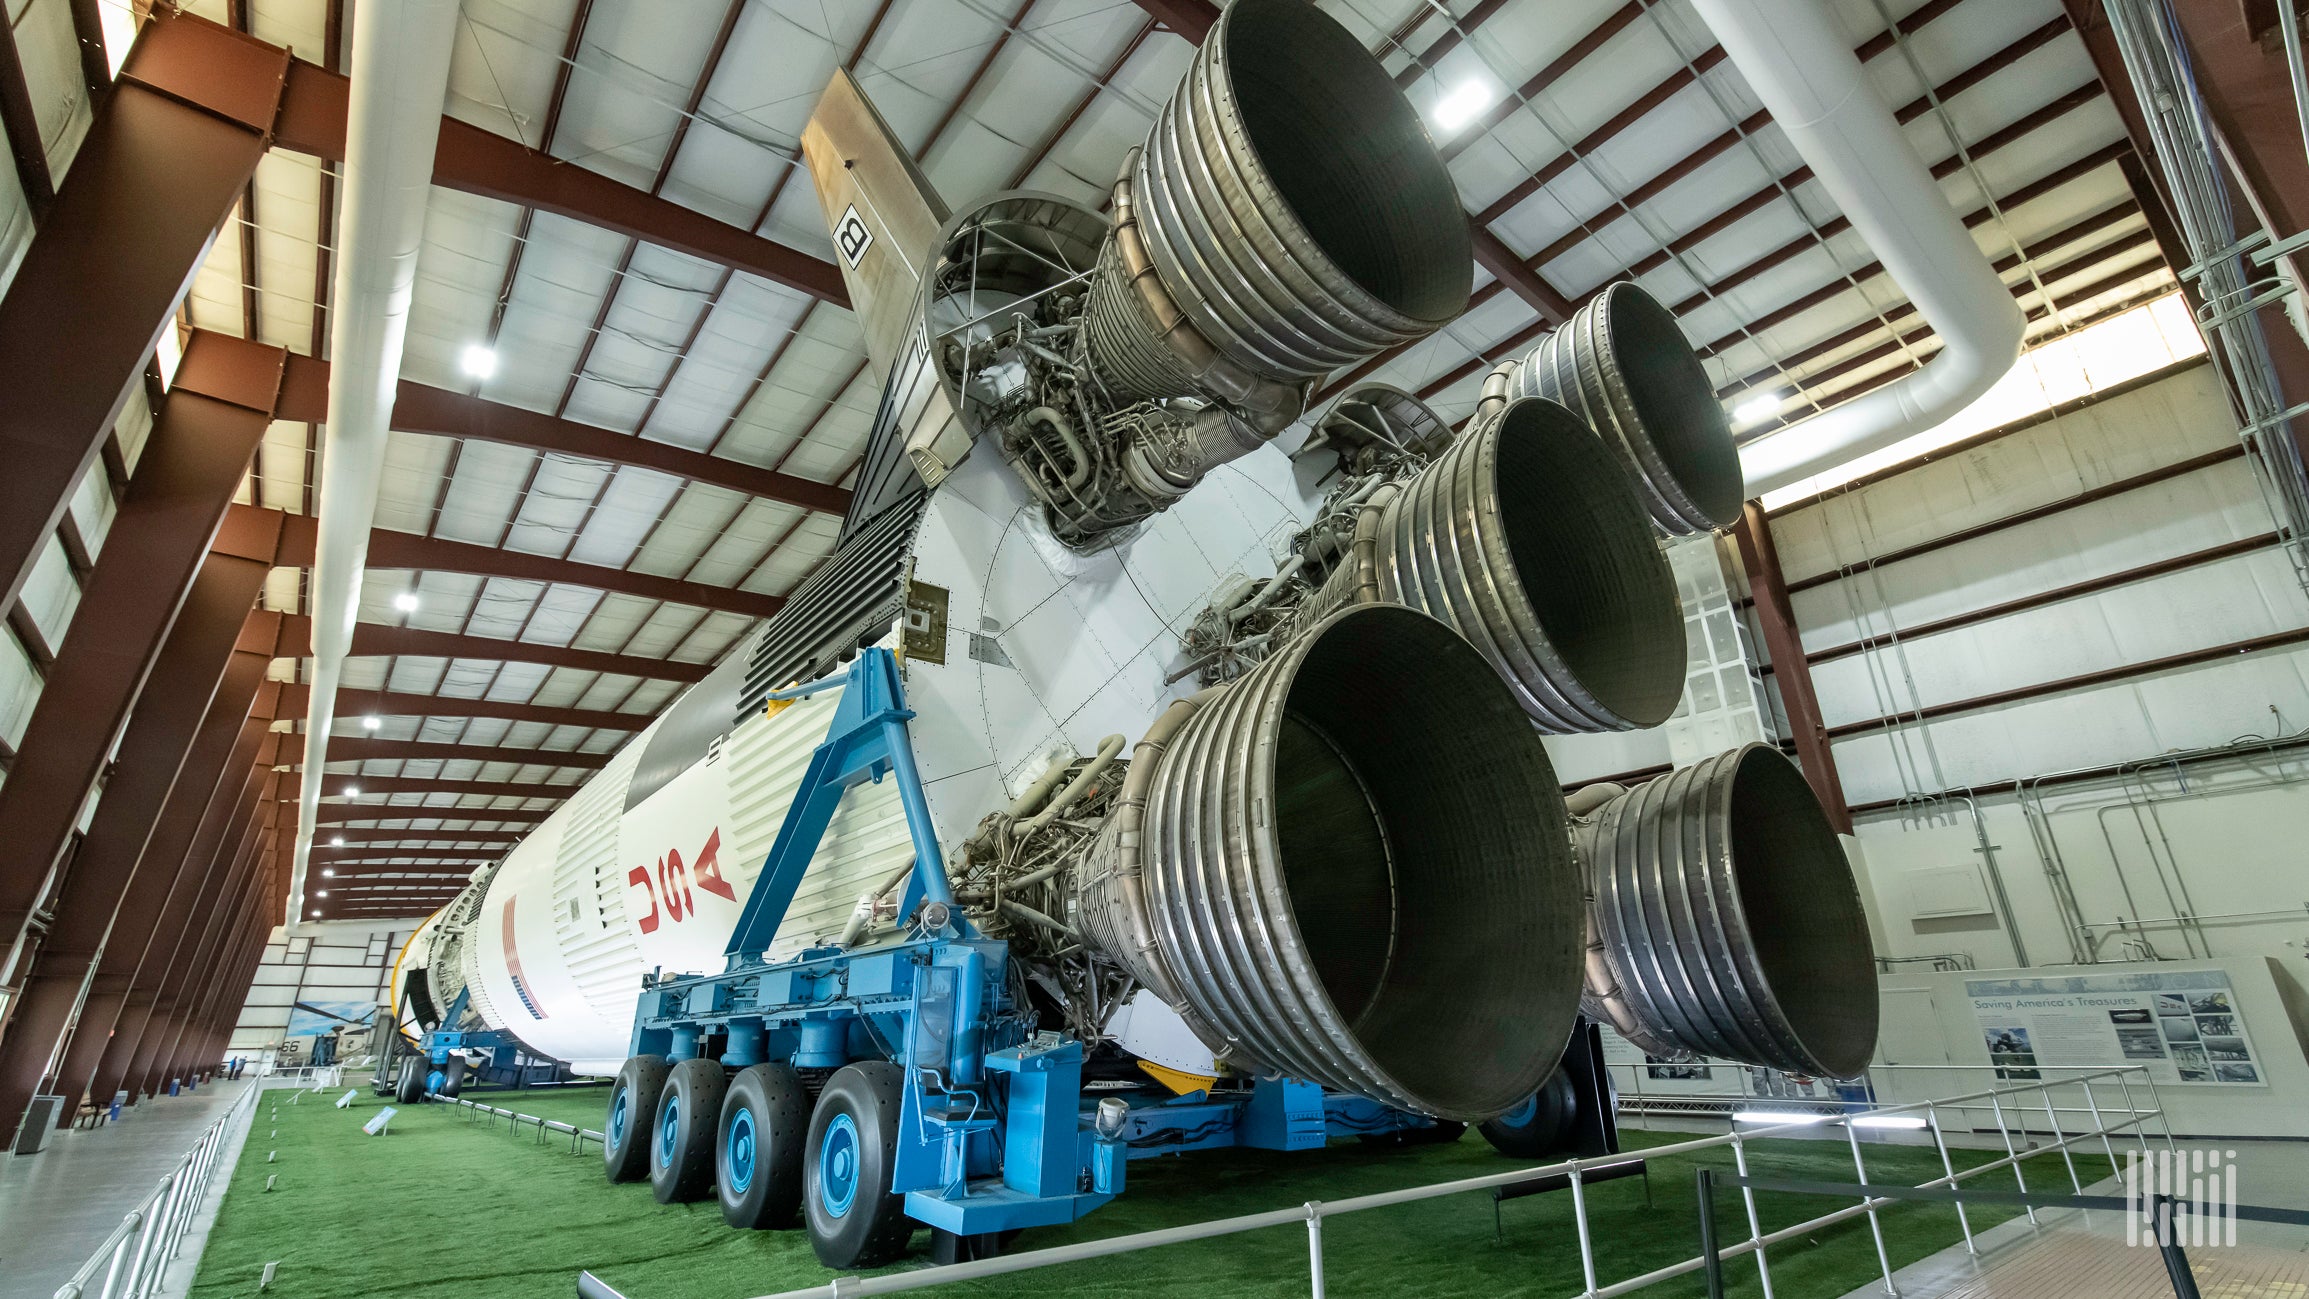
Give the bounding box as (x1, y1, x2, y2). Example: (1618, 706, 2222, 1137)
(1075, 603, 1587, 1120)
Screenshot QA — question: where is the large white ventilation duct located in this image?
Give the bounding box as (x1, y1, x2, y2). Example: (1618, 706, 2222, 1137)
(1700, 0, 2026, 497)
(290, 0, 462, 924)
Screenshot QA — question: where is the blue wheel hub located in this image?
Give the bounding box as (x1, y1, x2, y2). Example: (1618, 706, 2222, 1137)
(426, 1069, 445, 1094)
(656, 1094, 681, 1169)
(609, 1087, 630, 1146)
(819, 1112, 860, 1218)
(1499, 1092, 1541, 1129)
(727, 1108, 756, 1195)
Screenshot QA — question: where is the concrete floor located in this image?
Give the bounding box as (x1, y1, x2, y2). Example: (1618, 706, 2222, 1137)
(1828, 1138, 2309, 1299)
(0, 1078, 257, 1299)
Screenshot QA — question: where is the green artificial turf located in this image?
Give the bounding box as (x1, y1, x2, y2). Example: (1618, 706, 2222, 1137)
(190, 1083, 2109, 1299)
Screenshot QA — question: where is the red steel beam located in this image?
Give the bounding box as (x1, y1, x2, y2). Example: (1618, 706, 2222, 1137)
(242, 505, 786, 620)
(1714, 202, 2147, 398)
(0, 12, 288, 619)
(290, 774, 576, 802)
(311, 846, 505, 862)
(1741, 252, 2168, 421)
(248, 339, 851, 516)
(0, 590, 274, 1137)
(1825, 625, 2309, 743)
(314, 803, 553, 825)
(2063, 0, 2309, 464)
(133, 792, 271, 1098)
(0, 335, 288, 945)
(67, 706, 279, 1112)
(1783, 444, 2245, 595)
(0, 0, 55, 215)
(1796, 533, 2280, 668)
(318, 737, 612, 770)
(298, 686, 645, 733)
(273, 617, 710, 683)
(1733, 501, 1852, 834)
(319, 829, 527, 846)
(1131, 0, 1216, 40)
(265, 61, 846, 305)
(137, 759, 281, 1095)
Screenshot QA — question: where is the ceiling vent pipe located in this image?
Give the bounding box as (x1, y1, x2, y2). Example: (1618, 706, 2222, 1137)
(1697, 0, 2026, 497)
(290, 0, 463, 923)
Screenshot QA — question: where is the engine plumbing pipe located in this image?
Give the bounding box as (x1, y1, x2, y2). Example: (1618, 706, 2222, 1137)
(291, 0, 463, 921)
(1017, 734, 1127, 835)
(1698, 0, 2024, 497)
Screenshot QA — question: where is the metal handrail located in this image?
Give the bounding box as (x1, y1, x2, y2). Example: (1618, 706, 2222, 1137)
(433, 1092, 606, 1155)
(51, 1082, 261, 1299)
(574, 1064, 2167, 1299)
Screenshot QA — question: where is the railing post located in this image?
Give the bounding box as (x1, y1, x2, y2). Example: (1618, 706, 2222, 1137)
(2154, 1194, 2205, 1299)
(97, 1227, 133, 1299)
(1696, 1168, 1725, 1299)
(1842, 1118, 1899, 1296)
(2136, 1067, 2182, 1156)
(1568, 1163, 1599, 1297)
(1303, 1202, 1325, 1299)
(1986, 1091, 2037, 1226)
(1925, 1103, 1976, 1254)
(1729, 1129, 1776, 1299)
(2080, 1078, 2121, 1174)
(2041, 1081, 2082, 1195)
(2114, 1072, 2157, 1163)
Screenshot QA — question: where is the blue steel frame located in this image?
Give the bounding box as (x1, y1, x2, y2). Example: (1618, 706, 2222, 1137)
(627, 647, 1447, 1239)
(417, 986, 537, 1088)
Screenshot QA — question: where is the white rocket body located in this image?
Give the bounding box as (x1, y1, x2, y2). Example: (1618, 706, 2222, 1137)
(396, 440, 1318, 1077)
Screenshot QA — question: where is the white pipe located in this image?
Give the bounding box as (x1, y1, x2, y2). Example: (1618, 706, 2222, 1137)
(1702, 0, 2025, 498)
(290, 0, 463, 926)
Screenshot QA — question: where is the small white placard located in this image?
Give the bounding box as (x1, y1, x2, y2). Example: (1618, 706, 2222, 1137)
(363, 1106, 396, 1135)
(334, 1090, 357, 1109)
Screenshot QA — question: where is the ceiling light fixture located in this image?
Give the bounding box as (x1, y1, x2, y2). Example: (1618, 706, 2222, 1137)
(1732, 391, 1785, 426)
(330, 835, 344, 846)
(1433, 80, 1495, 132)
(394, 592, 421, 613)
(460, 343, 498, 380)
(362, 715, 382, 730)
(344, 785, 362, 797)
(322, 869, 335, 877)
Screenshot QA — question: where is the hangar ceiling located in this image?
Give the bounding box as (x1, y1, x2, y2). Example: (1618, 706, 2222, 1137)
(10, 0, 2170, 920)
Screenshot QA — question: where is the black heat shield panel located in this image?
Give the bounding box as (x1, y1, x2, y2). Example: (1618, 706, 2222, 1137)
(739, 484, 929, 717)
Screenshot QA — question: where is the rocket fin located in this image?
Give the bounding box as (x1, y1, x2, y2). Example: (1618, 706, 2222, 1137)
(801, 70, 950, 384)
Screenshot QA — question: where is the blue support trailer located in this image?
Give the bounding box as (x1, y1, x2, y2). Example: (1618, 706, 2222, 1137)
(602, 646, 1609, 1269)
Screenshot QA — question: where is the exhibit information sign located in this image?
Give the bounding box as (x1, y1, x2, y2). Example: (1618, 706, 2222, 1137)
(1965, 969, 2265, 1086)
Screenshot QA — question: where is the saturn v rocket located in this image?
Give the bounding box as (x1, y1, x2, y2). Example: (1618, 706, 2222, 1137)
(389, 0, 1879, 1113)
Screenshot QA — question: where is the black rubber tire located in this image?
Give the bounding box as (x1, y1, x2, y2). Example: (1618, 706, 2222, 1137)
(931, 1228, 1021, 1265)
(719, 1063, 810, 1229)
(438, 1056, 468, 1099)
(1359, 1119, 1466, 1148)
(395, 1064, 425, 1105)
(651, 1058, 729, 1204)
(1479, 1069, 1580, 1159)
(604, 1055, 670, 1184)
(802, 1061, 913, 1269)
